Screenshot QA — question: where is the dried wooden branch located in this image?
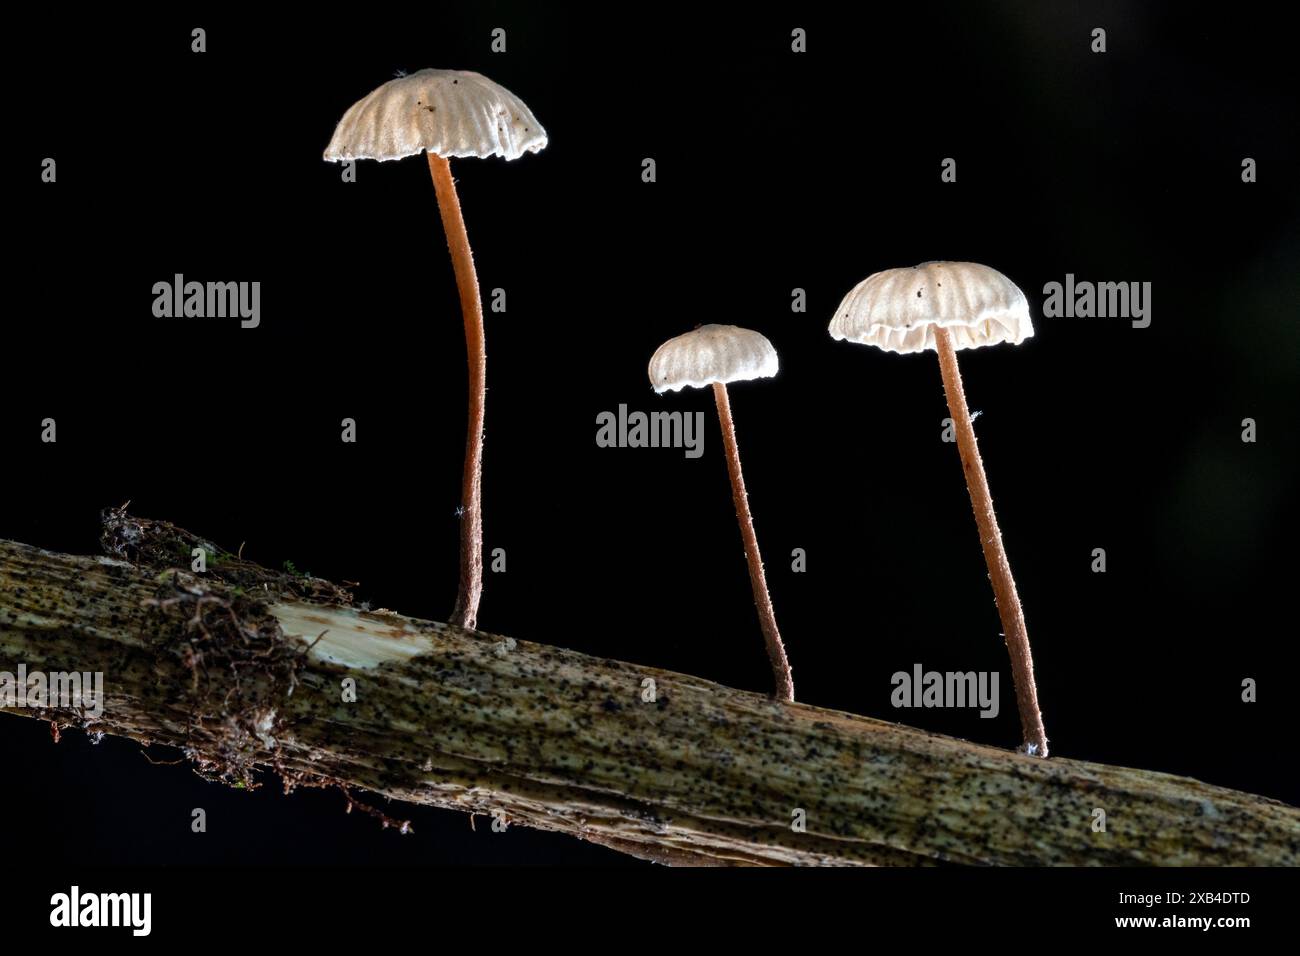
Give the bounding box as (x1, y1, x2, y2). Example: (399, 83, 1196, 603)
(1, 512, 1296, 866)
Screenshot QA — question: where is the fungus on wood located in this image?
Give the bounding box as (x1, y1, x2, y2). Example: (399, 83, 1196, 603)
(323, 69, 547, 630)
(3, 512, 1299, 866)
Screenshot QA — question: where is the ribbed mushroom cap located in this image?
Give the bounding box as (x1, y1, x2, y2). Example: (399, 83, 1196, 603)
(323, 69, 548, 163)
(829, 261, 1032, 354)
(649, 325, 779, 394)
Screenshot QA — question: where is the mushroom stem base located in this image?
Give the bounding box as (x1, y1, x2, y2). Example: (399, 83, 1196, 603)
(712, 382, 795, 702)
(933, 328, 1048, 757)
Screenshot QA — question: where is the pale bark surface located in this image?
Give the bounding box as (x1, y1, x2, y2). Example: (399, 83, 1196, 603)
(1, 513, 1296, 866)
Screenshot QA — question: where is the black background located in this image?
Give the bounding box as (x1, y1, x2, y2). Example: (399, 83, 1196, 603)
(3, 1, 1297, 873)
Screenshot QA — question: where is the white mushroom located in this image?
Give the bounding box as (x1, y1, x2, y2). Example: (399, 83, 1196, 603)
(649, 324, 779, 393)
(648, 325, 793, 702)
(323, 69, 547, 162)
(323, 70, 547, 632)
(830, 261, 1032, 354)
(830, 261, 1048, 757)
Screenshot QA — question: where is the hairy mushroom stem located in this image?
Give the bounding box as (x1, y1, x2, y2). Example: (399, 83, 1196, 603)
(427, 152, 485, 630)
(712, 382, 795, 702)
(933, 327, 1048, 757)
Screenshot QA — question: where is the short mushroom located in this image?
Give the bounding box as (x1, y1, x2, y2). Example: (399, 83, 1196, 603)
(649, 325, 794, 702)
(324, 69, 547, 630)
(829, 261, 1048, 756)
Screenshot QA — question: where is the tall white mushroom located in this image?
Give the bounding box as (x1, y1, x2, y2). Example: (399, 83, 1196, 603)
(324, 70, 547, 630)
(829, 262, 1048, 757)
(649, 325, 794, 702)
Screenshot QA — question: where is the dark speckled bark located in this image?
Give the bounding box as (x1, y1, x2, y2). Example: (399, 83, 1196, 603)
(1, 528, 1297, 866)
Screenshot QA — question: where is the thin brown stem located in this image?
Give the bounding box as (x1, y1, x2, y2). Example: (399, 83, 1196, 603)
(933, 327, 1048, 756)
(712, 382, 794, 702)
(427, 152, 484, 630)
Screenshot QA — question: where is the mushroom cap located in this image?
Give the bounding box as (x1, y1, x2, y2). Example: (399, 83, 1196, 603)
(829, 261, 1033, 354)
(323, 69, 548, 163)
(648, 325, 779, 394)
